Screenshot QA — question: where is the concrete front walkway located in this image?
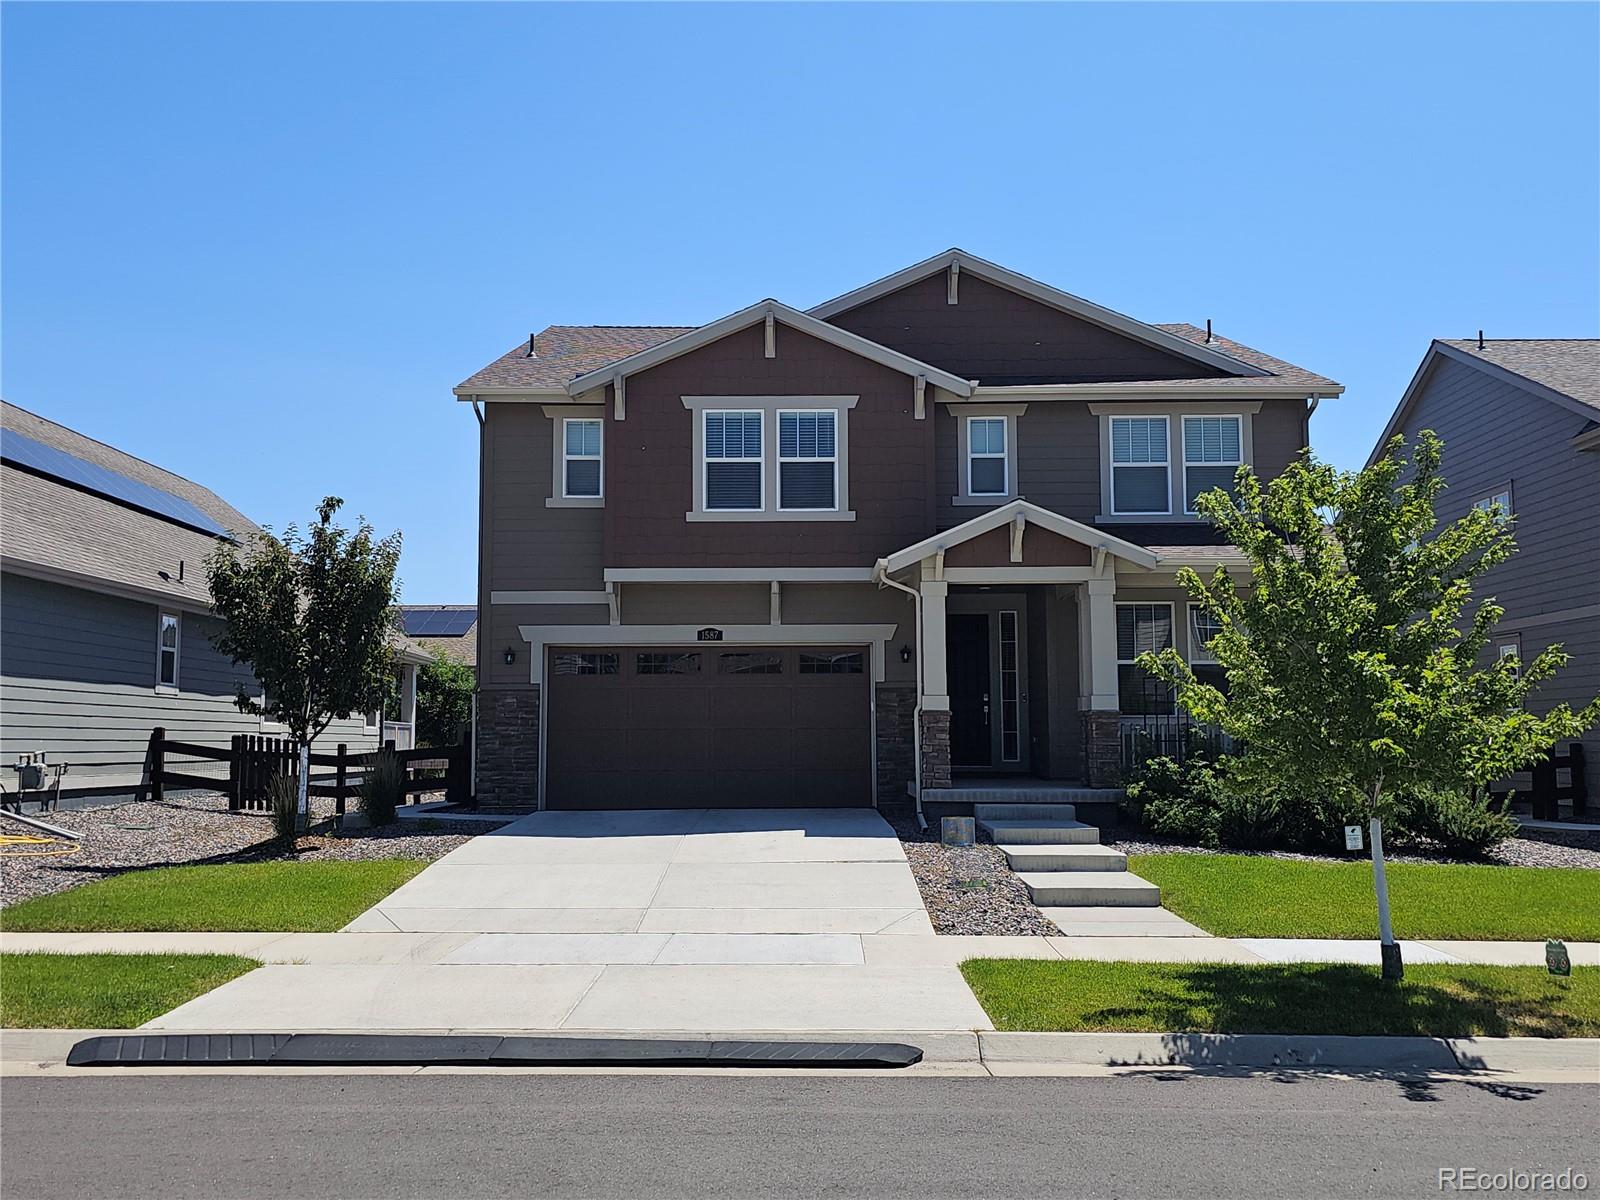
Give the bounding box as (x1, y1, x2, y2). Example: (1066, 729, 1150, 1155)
(120, 809, 992, 1033)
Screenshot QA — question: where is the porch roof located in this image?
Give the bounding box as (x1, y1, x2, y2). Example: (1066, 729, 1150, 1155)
(875, 499, 1161, 575)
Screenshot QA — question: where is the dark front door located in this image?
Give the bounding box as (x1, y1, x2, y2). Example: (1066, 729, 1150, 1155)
(948, 614, 992, 768)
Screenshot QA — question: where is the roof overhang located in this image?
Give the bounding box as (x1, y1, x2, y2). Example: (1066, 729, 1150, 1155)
(562, 299, 974, 399)
(875, 499, 1161, 576)
(970, 383, 1340, 402)
(1367, 340, 1600, 467)
(808, 249, 1270, 380)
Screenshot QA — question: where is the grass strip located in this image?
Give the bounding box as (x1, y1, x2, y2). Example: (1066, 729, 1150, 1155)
(961, 959, 1600, 1037)
(1, 953, 260, 1028)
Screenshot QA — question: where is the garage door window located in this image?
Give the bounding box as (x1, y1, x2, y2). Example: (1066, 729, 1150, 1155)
(553, 652, 619, 675)
(799, 651, 864, 674)
(719, 651, 783, 674)
(636, 652, 701, 675)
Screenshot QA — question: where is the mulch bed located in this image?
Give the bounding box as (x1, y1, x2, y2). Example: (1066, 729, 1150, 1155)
(1102, 825, 1600, 870)
(887, 813, 1059, 937)
(0, 792, 510, 909)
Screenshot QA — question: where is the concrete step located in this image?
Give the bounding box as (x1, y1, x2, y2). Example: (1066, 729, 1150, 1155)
(973, 803, 1077, 822)
(976, 819, 1099, 845)
(999, 844, 1127, 872)
(932, 786, 1122, 806)
(1019, 871, 1161, 907)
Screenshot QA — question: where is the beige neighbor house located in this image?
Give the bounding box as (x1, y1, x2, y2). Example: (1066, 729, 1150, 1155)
(455, 250, 1342, 814)
(0, 401, 431, 798)
(1368, 338, 1600, 812)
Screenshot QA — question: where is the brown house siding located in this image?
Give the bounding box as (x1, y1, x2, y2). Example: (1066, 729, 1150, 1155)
(604, 322, 934, 567)
(941, 524, 1091, 568)
(484, 404, 606, 593)
(825, 272, 1230, 384)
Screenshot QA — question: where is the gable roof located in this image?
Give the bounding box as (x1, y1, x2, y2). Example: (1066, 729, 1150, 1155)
(561, 300, 975, 399)
(877, 498, 1160, 575)
(808, 249, 1269, 380)
(1367, 338, 1600, 466)
(456, 326, 693, 395)
(398, 604, 478, 668)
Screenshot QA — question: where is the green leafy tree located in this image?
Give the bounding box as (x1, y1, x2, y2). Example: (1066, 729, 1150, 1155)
(1139, 432, 1598, 978)
(415, 651, 475, 748)
(206, 497, 402, 821)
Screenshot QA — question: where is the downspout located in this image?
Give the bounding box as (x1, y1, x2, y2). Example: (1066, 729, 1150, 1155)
(875, 559, 927, 832)
(1304, 394, 1321, 453)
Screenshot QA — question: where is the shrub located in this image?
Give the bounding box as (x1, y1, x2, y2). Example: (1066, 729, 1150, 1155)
(358, 749, 405, 826)
(267, 772, 300, 844)
(1215, 782, 1281, 849)
(1398, 786, 1518, 859)
(1124, 755, 1225, 848)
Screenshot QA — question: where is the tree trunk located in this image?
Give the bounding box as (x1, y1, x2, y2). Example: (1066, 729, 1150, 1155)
(1370, 814, 1403, 981)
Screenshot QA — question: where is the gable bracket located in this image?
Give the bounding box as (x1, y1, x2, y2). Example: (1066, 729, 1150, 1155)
(1010, 514, 1026, 563)
(613, 374, 626, 421)
(914, 375, 927, 420)
(947, 260, 959, 305)
(764, 309, 776, 359)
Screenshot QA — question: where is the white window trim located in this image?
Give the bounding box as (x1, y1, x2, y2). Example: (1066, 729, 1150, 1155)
(1089, 402, 1260, 523)
(1109, 415, 1172, 518)
(156, 611, 180, 692)
(541, 404, 604, 508)
(1181, 414, 1245, 515)
(1497, 634, 1522, 678)
(1473, 483, 1514, 521)
(949, 403, 1026, 506)
(1187, 602, 1222, 664)
(681, 395, 858, 522)
(702, 408, 765, 514)
(968, 416, 1008, 498)
(776, 409, 839, 513)
(561, 417, 604, 501)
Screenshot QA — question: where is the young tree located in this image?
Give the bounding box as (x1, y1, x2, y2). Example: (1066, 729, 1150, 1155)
(1140, 432, 1598, 979)
(415, 650, 475, 748)
(206, 497, 402, 824)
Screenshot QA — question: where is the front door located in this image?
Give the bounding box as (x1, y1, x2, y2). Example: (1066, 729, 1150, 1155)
(948, 614, 992, 768)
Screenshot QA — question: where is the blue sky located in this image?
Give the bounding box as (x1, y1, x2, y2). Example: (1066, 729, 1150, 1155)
(5, 2, 1596, 602)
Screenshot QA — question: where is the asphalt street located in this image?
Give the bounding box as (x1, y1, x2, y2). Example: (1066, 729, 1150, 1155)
(2, 1073, 1595, 1199)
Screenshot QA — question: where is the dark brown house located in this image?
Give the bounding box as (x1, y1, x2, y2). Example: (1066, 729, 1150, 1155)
(456, 250, 1343, 811)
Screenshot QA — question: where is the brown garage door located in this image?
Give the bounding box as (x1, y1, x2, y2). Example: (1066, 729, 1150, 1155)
(544, 646, 872, 809)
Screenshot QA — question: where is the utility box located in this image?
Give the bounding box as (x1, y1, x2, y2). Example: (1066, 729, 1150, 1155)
(941, 816, 975, 847)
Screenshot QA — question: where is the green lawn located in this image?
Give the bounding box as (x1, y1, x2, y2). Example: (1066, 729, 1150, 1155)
(1128, 854, 1600, 941)
(1, 953, 260, 1028)
(0, 860, 427, 933)
(961, 959, 1600, 1037)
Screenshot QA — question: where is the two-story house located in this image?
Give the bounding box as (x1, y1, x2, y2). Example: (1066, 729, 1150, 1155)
(456, 250, 1342, 811)
(1368, 339, 1599, 808)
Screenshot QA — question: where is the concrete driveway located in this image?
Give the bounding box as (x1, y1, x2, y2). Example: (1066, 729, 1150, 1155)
(149, 809, 992, 1034)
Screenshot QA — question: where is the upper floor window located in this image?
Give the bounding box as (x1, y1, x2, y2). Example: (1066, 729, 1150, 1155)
(156, 611, 180, 689)
(967, 417, 1008, 497)
(1474, 486, 1513, 522)
(704, 410, 763, 511)
(1110, 416, 1170, 515)
(1183, 416, 1243, 513)
(563, 419, 603, 499)
(778, 410, 837, 511)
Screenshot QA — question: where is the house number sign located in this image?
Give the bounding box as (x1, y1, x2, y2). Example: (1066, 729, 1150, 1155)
(697, 628, 724, 642)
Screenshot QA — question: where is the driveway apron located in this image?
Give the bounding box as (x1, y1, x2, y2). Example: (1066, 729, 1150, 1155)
(148, 809, 992, 1033)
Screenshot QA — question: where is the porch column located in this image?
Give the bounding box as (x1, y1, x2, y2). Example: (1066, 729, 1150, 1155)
(402, 663, 419, 738)
(919, 578, 952, 790)
(1077, 578, 1122, 786)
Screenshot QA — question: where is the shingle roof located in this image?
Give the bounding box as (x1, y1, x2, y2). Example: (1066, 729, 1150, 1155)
(397, 605, 478, 668)
(1, 401, 257, 604)
(456, 327, 694, 393)
(1149, 325, 1343, 393)
(1438, 339, 1600, 414)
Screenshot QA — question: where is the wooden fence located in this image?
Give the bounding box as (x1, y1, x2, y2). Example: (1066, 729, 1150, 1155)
(141, 727, 471, 814)
(1491, 742, 1588, 820)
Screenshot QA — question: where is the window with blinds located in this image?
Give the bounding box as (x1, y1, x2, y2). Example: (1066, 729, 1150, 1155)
(704, 410, 763, 510)
(1182, 415, 1243, 513)
(778, 411, 837, 511)
(1110, 416, 1170, 514)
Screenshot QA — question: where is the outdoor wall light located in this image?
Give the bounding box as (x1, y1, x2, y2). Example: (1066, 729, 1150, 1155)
(503, 647, 517, 666)
(899, 644, 913, 665)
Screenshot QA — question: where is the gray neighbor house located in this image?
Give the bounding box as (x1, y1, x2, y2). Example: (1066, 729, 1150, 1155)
(1369, 339, 1600, 808)
(455, 249, 1345, 812)
(0, 401, 427, 800)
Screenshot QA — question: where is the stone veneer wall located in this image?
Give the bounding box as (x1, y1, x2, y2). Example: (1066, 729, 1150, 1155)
(919, 709, 952, 790)
(874, 684, 916, 807)
(477, 688, 540, 808)
(1081, 710, 1121, 787)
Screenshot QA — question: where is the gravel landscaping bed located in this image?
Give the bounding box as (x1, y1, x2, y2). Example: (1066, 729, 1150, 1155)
(887, 814, 1059, 936)
(0, 792, 509, 908)
(1102, 825, 1600, 870)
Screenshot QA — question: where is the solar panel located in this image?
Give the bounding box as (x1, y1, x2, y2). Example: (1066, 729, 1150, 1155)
(402, 609, 476, 637)
(1, 428, 232, 539)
